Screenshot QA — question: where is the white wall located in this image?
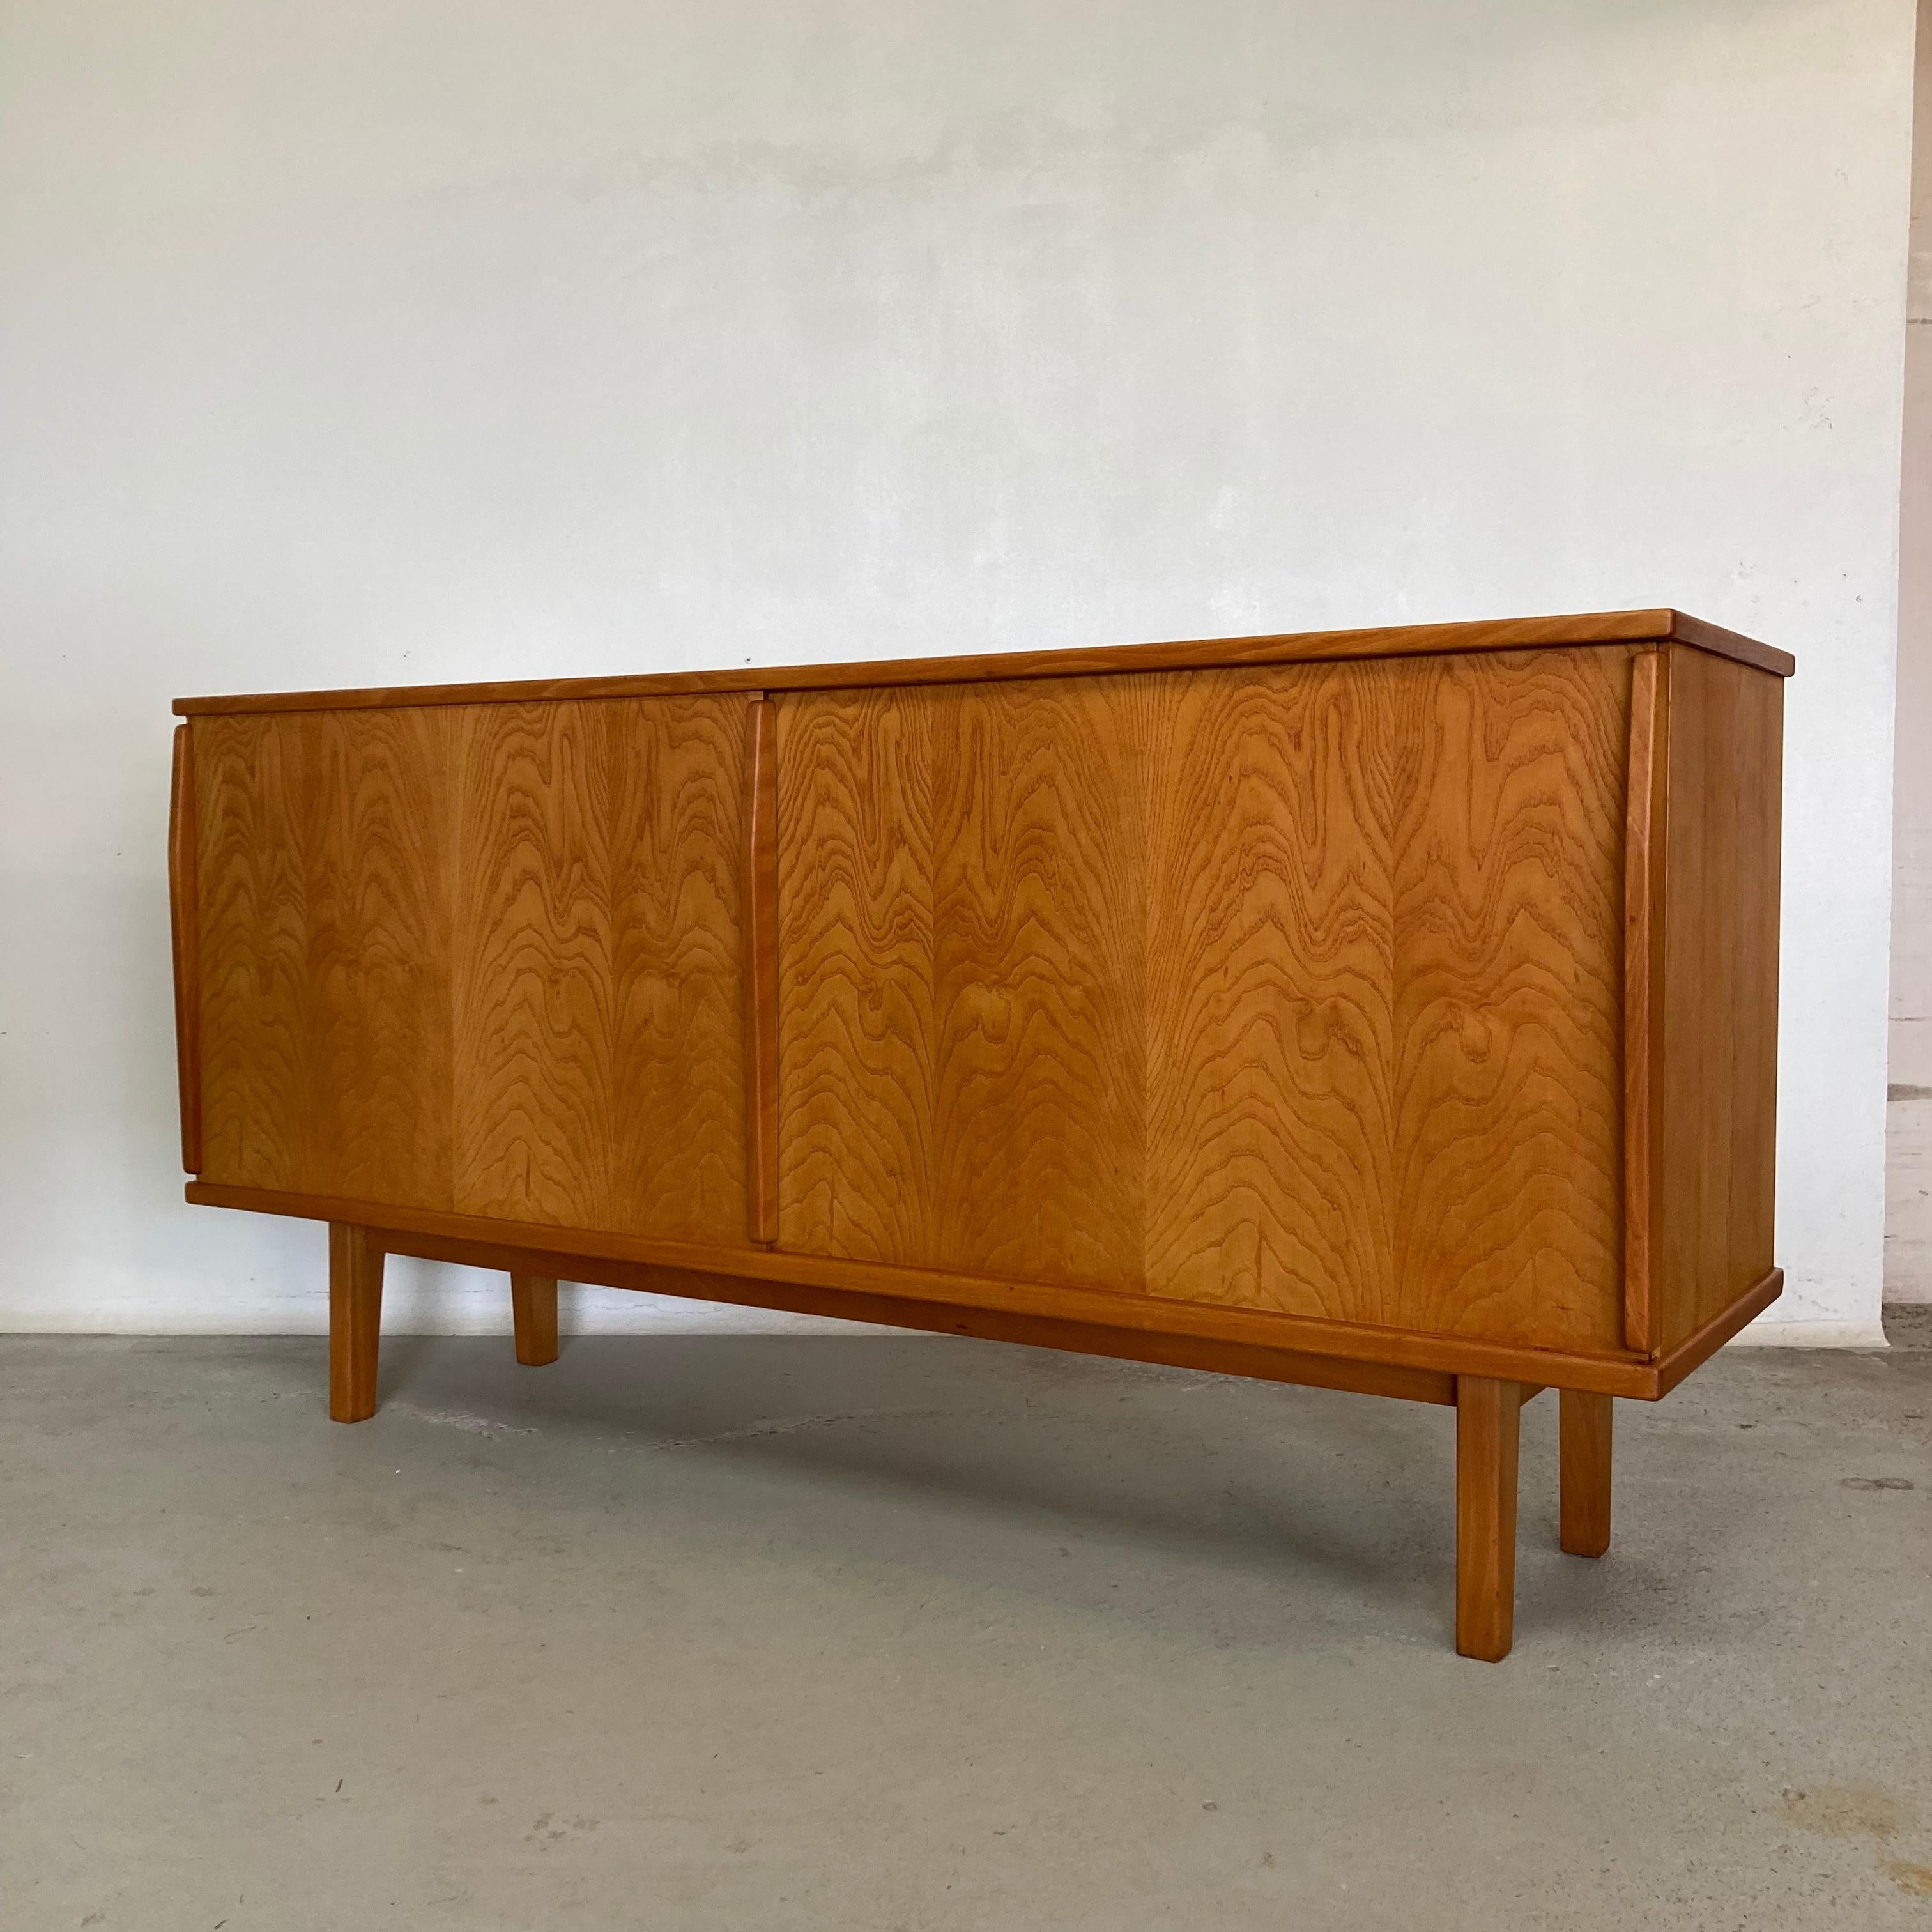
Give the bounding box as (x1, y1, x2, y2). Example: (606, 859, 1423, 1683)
(1889, 0, 1932, 1304)
(0, 0, 1915, 1340)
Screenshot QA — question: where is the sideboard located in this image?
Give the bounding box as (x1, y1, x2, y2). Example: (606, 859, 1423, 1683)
(169, 608, 1789, 1660)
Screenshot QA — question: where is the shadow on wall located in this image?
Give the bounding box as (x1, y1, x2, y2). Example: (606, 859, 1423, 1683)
(378, 1255, 850, 1338)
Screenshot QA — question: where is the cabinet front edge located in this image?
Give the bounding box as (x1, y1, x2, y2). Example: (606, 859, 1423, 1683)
(185, 1180, 1671, 1397)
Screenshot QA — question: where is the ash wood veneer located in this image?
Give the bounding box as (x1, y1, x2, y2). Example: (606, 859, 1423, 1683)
(170, 610, 1788, 1660)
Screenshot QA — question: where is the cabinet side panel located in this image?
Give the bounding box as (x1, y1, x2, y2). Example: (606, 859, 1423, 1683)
(196, 708, 458, 1204)
(1728, 669, 1782, 1324)
(449, 698, 751, 1245)
(1657, 650, 1783, 1350)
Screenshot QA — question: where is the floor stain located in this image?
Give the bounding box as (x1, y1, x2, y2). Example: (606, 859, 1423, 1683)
(1882, 1858, 1932, 1897)
(1782, 1783, 1908, 1841)
(1784, 1784, 1932, 1897)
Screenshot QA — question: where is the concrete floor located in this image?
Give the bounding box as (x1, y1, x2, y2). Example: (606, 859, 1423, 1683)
(3, 1323, 1929, 1931)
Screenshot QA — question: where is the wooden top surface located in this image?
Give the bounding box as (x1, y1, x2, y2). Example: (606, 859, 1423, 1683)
(173, 607, 1793, 717)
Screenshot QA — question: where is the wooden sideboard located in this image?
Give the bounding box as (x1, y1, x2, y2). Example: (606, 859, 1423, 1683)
(169, 608, 1790, 1660)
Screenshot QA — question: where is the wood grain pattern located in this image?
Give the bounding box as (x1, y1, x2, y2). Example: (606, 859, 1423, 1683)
(1654, 1265, 1782, 1395)
(197, 707, 458, 1204)
(1654, 649, 1784, 1353)
(510, 1272, 559, 1367)
(171, 608, 1793, 717)
(183, 629, 1781, 1390)
(176, 611, 1791, 1662)
(1455, 1375, 1521, 1662)
(328, 1222, 384, 1422)
(1621, 649, 1667, 1353)
(1140, 664, 1391, 1325)
(448, 698, 749, 1242)
(776, 678, 1150, 1285)
(194, 697, 756, 1245)
(196, 712, 308, 1190)
(1666, 610, 1796, 678)
(1324, 650, 1623, 1351)
(777, 649, 1629, 1354)
(1559, 1388, 1613, 1558)
(450, 703, 608, 1229)
(774, 686, 938, 1263)
(169, 723, 203, 1173)
(186, 1179, 1679, 1397)
(743, 700, 780, 1243)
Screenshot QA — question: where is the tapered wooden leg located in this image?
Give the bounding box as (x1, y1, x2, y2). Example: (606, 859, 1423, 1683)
(511, 1273, 558, 1367)
(1455, 1376, 1522, 1662)
(328, 1223, 384, 1423)
(1559, 1389, 1613, 1558)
